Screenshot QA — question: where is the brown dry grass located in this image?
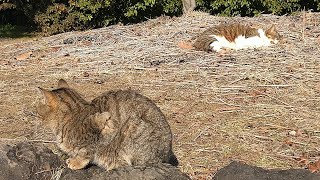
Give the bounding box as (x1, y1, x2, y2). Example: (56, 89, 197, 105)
(0, 11, 320, 179)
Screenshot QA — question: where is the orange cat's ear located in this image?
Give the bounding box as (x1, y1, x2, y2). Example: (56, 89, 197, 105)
(267, 25, 276, 32)
(38, 87, 58, 109)
(58, 79, 69, 88)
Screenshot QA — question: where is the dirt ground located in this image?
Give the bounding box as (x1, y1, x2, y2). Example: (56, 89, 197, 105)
(0, 11, 319, 179)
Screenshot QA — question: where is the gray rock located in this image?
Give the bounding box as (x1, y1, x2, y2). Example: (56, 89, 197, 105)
(61, 164, 191, 180)
(0, 142, 62, 180)
(0, 142, 190, 180)
(213, 161, 320, 180)
(3, 143, 318, 180)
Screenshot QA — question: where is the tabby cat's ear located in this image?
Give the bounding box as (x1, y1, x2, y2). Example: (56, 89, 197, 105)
(58, 79, 69, 88)
(38, 87, 58, 108)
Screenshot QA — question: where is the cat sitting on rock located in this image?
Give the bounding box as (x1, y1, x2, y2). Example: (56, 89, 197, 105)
(37, 79, 178, 170)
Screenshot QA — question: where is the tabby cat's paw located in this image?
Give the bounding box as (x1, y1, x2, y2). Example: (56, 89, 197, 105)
(66, 157, 90, 170)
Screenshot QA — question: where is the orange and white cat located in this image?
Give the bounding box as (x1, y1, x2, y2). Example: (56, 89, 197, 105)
(193, 23, 281, 52)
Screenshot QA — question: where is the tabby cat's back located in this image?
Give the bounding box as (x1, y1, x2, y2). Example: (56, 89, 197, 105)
(92, 90, 171, 128)
(91, 89, 176, 165)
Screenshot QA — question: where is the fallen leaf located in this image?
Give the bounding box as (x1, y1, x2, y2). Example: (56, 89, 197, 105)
(248, 88, 267, 103)
(308, 163, 319, 173)
(283, 138, 293, 146)
(295, 129, 303, 136)
(316, 159, 320, 167)
(252, 91, 263, 97)
(307, 159, 320, 173)
(50, 47, 61, 52)
(177, 41, 193, 49)
(15, 51, 33, 60)
(82, 41, 92, 46)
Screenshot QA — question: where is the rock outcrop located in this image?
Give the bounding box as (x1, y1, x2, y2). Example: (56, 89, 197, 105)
(1, 142, 319, 180)
(213, 161, 320, 180)
(0, 142, 190, 180)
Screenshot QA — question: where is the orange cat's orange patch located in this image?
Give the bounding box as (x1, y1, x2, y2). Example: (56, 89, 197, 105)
(15, 51, 33, 60)
(178, 41, 193, 49)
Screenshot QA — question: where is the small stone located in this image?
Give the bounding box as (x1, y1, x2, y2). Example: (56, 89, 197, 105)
(83, 72, 89, 77)
(95, 79, 104, 84)
(288, 130, 296, 136)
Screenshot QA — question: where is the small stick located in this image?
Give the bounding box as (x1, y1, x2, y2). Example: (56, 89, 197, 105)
(258, 91, 292, 107)
(228, 76, 248, 85)
(255, 84, 293, 87)
(176, 122, 197, 141)
(35, 169, 54, 175)
(28, 139, 56, 143)
(302, 7, 306, 41)
(252, 135, 274, 141)
(265, 123, 291, 130)
(0, 138, 23, 142)
(0, 138, 55, 144)
(193, 126, 211, 141)
(195, 148, 223, 154)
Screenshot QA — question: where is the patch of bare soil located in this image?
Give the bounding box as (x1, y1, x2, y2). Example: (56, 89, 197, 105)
(0, 11, 319, 179)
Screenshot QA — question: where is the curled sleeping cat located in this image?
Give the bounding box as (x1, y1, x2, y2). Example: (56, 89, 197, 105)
(193, 23, 282, 52)
(37, 79, 178, 170)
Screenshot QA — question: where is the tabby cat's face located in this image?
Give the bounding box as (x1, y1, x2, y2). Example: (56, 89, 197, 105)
(37, 79, 88, 130)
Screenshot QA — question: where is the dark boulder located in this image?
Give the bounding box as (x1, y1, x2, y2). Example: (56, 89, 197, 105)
(60, 164, 190, 180)
(2, 142, 319, 180)
(0, 142, 190, 180)
(0, 142, 62, 180)
(213, 161, 320, 180)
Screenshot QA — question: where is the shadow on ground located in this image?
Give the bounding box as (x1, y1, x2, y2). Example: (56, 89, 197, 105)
(0, 24, 33, 38)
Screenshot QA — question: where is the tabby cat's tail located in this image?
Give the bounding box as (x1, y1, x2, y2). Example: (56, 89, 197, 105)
(168, 149, 179, 166)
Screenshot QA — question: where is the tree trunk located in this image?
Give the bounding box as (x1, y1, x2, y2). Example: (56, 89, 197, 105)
(182, 0, 196, 14)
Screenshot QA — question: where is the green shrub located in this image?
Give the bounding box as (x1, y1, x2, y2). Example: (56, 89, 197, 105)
(196, 0, 320, 17)
(1, 0, 320, 36)
(32, 0, 183, 35)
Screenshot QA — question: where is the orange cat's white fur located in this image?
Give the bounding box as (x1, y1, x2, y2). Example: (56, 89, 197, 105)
(210, 29, 277, 52)
(193, 23, 281, 52)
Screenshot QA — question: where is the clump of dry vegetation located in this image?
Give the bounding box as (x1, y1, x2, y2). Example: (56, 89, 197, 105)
(0, 11, 319, 179)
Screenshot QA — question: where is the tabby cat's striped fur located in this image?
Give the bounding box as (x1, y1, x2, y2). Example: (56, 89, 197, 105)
(37, 79, 178, 170)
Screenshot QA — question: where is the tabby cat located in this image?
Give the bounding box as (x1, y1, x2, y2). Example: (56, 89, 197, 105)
(193, 23, 281, 52)
(37, 79, 178, 170)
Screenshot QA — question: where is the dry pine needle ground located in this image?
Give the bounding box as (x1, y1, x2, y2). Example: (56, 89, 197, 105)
(0, 11, 319, 179)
